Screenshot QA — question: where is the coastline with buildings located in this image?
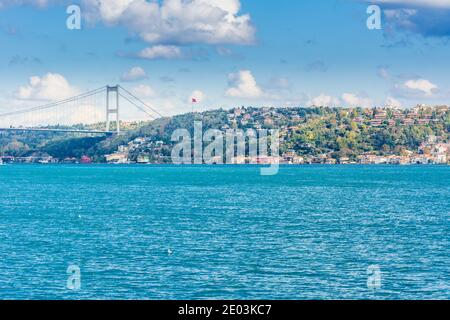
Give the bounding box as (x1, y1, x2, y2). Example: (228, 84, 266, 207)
(2, 136, 448, 166)
(1, 105, 449, 166)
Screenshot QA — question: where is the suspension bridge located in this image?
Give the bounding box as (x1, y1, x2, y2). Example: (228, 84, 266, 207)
(0, 85, 163, 135)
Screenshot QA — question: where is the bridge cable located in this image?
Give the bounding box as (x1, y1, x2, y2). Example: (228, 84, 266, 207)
(118, 85, 164, 118)
(0, 86, 107, 118)
(118, 93, 156, 120)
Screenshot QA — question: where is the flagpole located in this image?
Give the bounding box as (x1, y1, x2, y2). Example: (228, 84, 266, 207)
(191, 97, 197, 119)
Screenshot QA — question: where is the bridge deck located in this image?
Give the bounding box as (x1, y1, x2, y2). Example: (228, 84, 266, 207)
(0, 127, 115, 134)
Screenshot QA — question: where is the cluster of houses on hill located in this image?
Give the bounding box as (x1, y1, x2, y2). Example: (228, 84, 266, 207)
(360, 106, 448, 127)
(281, 136, 449, 165)
(100, 104, 449, 165)
(105, 138, 167, 164)
(223, 105, 449, 130)
(101, 134, 449, 165)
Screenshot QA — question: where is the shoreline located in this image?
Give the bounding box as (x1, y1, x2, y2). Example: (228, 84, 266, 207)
(1, 162, 449, 166)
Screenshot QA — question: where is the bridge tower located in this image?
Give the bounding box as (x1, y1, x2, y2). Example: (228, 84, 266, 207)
(106, 85, 120, 133)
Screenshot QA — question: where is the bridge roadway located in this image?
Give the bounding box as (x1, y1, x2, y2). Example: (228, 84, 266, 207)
(0, 127, 114, 135)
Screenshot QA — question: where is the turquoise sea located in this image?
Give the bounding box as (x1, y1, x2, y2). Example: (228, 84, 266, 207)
(0, 165, 449, 300)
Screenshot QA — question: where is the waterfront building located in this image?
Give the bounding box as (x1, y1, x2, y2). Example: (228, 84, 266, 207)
(137, 155, 150, 164)
(105, 152, 129, 164)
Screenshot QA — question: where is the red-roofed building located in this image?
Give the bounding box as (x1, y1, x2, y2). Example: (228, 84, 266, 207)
(80, 156, 92, 164)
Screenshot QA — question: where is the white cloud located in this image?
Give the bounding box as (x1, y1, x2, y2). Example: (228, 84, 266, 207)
(225, 70, 263, 99)
(138, 45, 183, 60)
(190, 90, 206, 103)
(309, 94, 340, 107)
(120, 66, 147, 82)
(132, 84, 156, 98)
(16, 73, 79, 101)
(403, 79, 438, 96)
(1, 1, 255, 45)
(341, 93, 373, 107)
(385, 96, 403, 107)
(86, 0, 135, 23)
(392, 78, 439, 99)
(82, 0, 255, 45)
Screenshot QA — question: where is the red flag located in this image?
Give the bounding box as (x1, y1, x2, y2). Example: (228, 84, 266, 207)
(192, 98, 198, 103)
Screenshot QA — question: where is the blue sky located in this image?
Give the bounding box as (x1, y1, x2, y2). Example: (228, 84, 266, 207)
(1, 0, 450, 119)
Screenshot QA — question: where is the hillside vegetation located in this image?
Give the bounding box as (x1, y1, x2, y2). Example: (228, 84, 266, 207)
(1, 106, 449, 162)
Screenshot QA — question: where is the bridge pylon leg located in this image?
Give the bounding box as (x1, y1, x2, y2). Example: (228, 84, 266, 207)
(106, 85, 120, 133)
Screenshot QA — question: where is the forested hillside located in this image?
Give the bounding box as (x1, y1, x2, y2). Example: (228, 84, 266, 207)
(1, 106, 449, 162)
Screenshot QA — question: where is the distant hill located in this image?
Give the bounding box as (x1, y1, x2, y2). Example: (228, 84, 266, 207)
(1, 106, 449, 162)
